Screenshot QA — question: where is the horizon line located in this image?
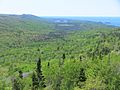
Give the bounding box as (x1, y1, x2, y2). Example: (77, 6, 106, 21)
(0, 13, 120, 17)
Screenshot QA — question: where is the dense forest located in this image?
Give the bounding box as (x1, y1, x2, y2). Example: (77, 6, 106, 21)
(0, 14, 120, 90)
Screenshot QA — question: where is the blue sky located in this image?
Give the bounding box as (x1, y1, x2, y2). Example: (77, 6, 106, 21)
(0, 0, 120, 16)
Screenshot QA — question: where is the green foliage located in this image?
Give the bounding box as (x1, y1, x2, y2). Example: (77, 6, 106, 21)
(0, 15, 120, 90)
(32, 72, 39, 90)
(12, 77, 24, 90)
(36, 58, 46, 88)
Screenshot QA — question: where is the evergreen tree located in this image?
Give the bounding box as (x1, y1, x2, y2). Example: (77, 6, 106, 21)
(99, 51, 103, 60)
(37, 58, 42, 77)
(37, 48, 40, 51)
(47, 61, 50, 67)
(80, 56, 82, 61)
(61, 53, 66, 65)
(36, 58, 46, 88)
(92, 52, 95, 60)
(19, 70, 23, 79)
(12, 78, 22, 90)
(77, 68, 87, 88)
(32, 72, 39, 90)
(62, 53, 66, 60)
(79, 68, 87, 82)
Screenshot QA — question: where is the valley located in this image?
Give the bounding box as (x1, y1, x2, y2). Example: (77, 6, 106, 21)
(0, 14, 120, 90)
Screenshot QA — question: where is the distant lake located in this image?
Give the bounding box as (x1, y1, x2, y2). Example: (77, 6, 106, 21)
(66, 17, 120, 27)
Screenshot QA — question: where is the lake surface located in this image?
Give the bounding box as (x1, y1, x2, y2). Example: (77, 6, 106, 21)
(45, 17, 120, 27)
(66, 17, 120, 27)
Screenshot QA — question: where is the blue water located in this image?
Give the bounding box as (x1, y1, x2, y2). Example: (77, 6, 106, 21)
(66, 17, 120, 27)
(43, 16, 120, 27)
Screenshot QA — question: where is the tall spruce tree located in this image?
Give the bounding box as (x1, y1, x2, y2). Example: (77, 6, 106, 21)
(32, 72, 39, 90)
(36, 58, 46, 88)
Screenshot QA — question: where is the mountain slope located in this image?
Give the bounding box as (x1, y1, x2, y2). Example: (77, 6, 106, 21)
(0, 14, 115, 51)
(0, 14, 54, 32)
(0, 14, 55, 50)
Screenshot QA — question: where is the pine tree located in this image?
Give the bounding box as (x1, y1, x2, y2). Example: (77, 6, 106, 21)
(36, 58, 46, 88)
(99, 51, 103, 60)
(79, 68, 87, 82)
(77, 68, 87, 88)
(62, 53, 66, 60)
(32, 72, 39, 90)
(80, 56, 82, 61)
(37, 58, 42, 77)
(62, 53, 66, 65)
(19, 70, 23, 79)
(47, 61, 50, 67)
(92, 52, 95, 60)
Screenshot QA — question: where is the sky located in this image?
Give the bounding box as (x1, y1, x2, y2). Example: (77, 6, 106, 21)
(0, 0, 120, 16)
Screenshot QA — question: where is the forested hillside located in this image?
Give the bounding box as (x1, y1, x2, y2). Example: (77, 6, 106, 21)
(0, 14, 120, 90)
(0, 14, 54, 51)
